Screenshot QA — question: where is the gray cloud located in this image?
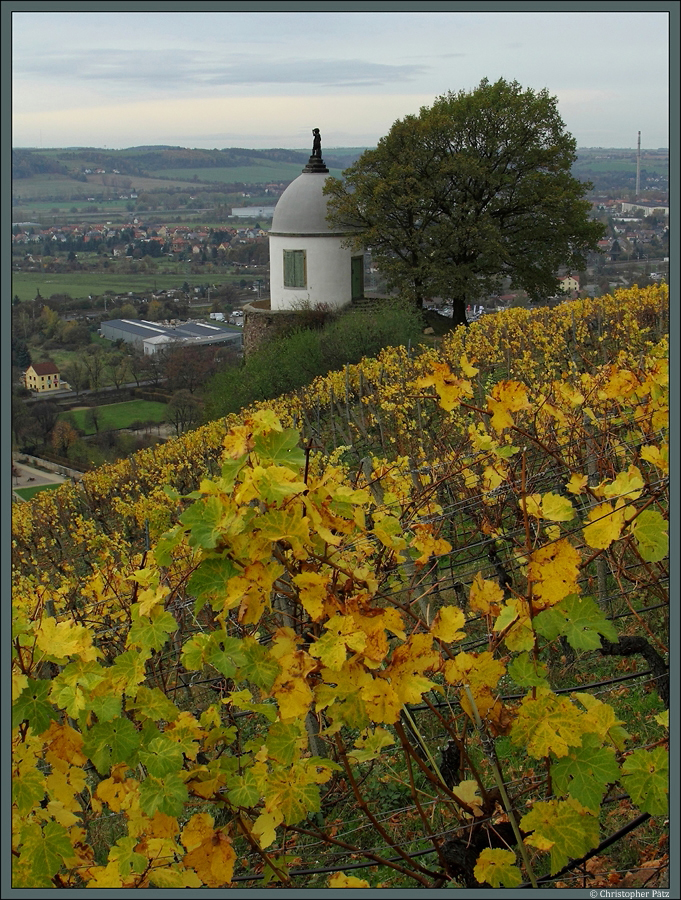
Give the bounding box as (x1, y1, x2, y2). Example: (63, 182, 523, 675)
(14, 49, 426, 91)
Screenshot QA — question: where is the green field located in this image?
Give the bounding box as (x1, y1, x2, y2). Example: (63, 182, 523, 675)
(29, 338, 112, 375)
(153, 163, 343, 184)
(62, 400, 168, 435)
(14, 483, 62, 501)
(11, 271, 248, 302)
(574, 158, 669, 174)
(12, 172, 202, 201)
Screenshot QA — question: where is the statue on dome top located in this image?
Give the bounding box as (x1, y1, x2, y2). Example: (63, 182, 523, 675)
(311, 128, 322, 159)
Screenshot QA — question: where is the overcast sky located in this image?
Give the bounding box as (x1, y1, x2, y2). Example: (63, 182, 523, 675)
(11, 7, 672, 151)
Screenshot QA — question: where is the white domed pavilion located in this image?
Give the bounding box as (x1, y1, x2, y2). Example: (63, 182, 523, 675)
(269, 130, 364, 311)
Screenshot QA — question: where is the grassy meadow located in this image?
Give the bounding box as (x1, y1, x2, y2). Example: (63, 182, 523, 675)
(13, 483, 63, 501)
(11, 270, 250, 302)
(62, 400, 168, 435)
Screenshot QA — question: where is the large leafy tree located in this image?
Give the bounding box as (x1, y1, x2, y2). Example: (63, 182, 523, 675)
(325, 78, 604, 325)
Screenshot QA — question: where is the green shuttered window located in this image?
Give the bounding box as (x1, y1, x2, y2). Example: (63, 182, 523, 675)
(283, 250, 306, 288)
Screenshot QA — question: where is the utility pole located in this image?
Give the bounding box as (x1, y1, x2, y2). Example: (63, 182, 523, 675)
(636, 131, 641, 198)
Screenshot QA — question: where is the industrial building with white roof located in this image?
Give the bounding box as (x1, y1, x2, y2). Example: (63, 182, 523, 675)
(99, 319, 243, 355)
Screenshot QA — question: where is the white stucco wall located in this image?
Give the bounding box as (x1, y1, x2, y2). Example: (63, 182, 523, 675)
(269, 233, 354, 310)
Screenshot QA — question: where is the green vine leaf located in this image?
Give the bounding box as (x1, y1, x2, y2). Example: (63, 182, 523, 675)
(187, 556, 239, 614)
(179, 495, 227, 549)
(236, 638, 280, 692)
(534, 594, 618, 650)
(108, 835, 148, 877)
(12, 767, 46, 814)
(152, 523, 184, 566)
(138, 733, 185, 777)
(474, 848, 522, 887)
(127, 685, 180, 723)
(138, 771, 189, 817)
(206, 633, 247, 679)
(17, 821, 74, 884)
(83, 717, 141, 775)
(550, 733, 620, 811)
(628, 509, 668, 562)
(265, 719, 307, 765)
(128, 605, 177, 653)
(520, 797, 600, 874)
(621, 747, 668, 815)
(12, 678, 58, 734)
(507, 651, 548, 687)
(226, 767, 262, 808)
(348, 727, 395, 763)
(253, 428, 306, 469)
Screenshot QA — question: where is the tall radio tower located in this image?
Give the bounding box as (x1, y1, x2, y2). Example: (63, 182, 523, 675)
(636, 131, 641, 198)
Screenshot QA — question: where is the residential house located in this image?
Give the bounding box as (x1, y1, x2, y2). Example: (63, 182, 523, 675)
(23, 361, 63, 393)
(558, 275, 580, 296)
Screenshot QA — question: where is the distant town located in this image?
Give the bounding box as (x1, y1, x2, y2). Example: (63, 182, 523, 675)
(11, 143, 669, 481)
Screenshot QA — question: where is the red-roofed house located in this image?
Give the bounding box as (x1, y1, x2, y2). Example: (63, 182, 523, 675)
(23, 361, 63, 393)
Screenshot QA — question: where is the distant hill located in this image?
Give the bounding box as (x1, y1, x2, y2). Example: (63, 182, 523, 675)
(12, 145, 369, 180)
(12, 145, 668, 204)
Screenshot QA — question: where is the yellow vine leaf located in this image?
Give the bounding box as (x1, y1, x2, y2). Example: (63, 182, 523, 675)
(256, 507, 311, 559)
(523, 494, 543, 518)
(328, 873, 370, 888)
(482, 462, 506, 494)
(640, 443, 668, 473)
(537, 492, 575, 522)
(183, 829, 236, 887)
(487, 380, 530, 432)
(597, 367, 639, 400)
(43, 722, 87, 770)
(384, 633, 440, 706)
(293, 571, 330, 622)
(86, 860, 125, 888)
(512, 688, 590, 759)
(566, 473, 588, 495)
(469, 574, 504, 616)
(460, 354, 479, 377)
(416, 361, 472, 411)
(430, 607, 466, 642)
(597, 465, 644, 502)
(451, 779, 484, 817)
(180, 812, 214, 851)
(351, 611, 392, 665)
(527, 539, 581, 608)
(411, 524, 452, 566)
(309, 616, 365, 670)
(146, 866, 203, 888)
(252, 809, 282, 849)
(494, 598, 535, 652)
(361, 676, 402, 724)
(573, 694, 630, 750)
(44, 799, 81, 828)
(445, 650, 505, 691)
(582, 502, 626, 550)
(222, 424, 254, 459)
(444, 650, 511, 733)
(12, 671, 28, 702)
(270, 648, 316, 722)
(35, 617, 100, 664)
